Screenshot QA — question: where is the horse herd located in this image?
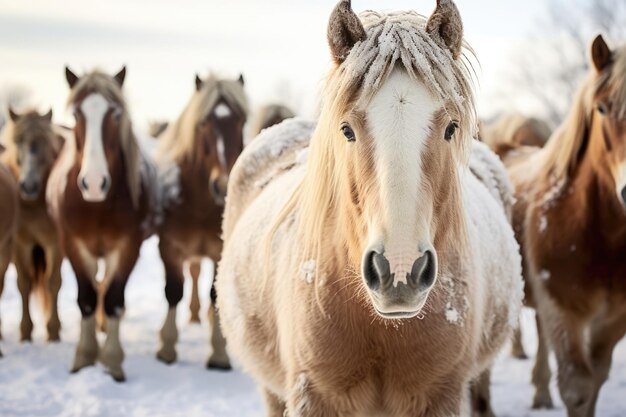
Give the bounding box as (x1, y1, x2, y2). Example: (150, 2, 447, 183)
(1, 1, 626, 416)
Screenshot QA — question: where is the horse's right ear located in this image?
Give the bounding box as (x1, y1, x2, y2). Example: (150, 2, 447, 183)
(65, 66, 79, 88)
(195, 74, 203, 91)
(426, 0, 464, 60)
(8, 106, 19, 122)
(591, 34, 612, 73)
(327, 0, 366, 65)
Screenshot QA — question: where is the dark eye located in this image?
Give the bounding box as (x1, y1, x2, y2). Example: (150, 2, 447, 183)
(112, 108, 122, 122)
(597, 102, 608, 115)
(30, 143, 39, 154)
(341, 124, 356, 142)
(444, 122, 458, 141)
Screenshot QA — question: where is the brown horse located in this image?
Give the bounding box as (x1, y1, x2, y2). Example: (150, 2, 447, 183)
(217, 1, 523, 416)
(0, 108, 65, 344)
(0, 160, 18, 357)
(154, 73, 248, 367)
(47, 67, 160, 381)
(249, 103, 295, 139)
(507, 35, 626, 416)
(481, 113, 551, 162)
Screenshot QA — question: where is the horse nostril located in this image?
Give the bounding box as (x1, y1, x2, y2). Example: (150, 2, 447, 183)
(101, 177, 110, 193)
(364, 251, 391, 290)
(79, 177, 88, 191)
(409, 250, 436, 290)
(20, 181, 38, 195)
(621, 186, 626, 206)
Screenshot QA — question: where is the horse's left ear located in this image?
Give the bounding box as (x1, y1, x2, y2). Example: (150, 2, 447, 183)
(43, 108, 53, 122)
(591, 34, 612, 73)
(8, 106, 19, 123)
(426, 0, 464, 59)
(327, 0, 366, 64)
(114, 66, 126, 87)
(238, 74, 245, 86)
(195, 74, 204, 91)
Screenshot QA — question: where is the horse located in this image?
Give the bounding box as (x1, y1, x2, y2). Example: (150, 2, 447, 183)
(0, 108, 65, 344)
(216, 1, 524, 416)
(0, 160, 18, 357)
(249, 103, 295, 139)
(480, 113, 551, 162)
(506, 35, 626, 416)
(154, 72, 248, 368)
(47, 67, 160, 382)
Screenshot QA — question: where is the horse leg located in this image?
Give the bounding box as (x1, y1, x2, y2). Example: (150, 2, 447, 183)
(261, 388, 286, 417)
(0, 238, 11, 354)
(206, 259, 230, 370)
(14, 251, 34, 342)
(531, 314, 553, 409)
(156, 239, 184, 364)
(99, 243, 140, 382)
(286, 374, 339, 417)
(470, 369, 495, 417)
(584, 312, 626, 417)
(510, 318, 528, 359)
(537, 303, 591, 417)
(188, 260, 201, 323)
(66, 241, 99, 373)
(46, 250, 62, 342)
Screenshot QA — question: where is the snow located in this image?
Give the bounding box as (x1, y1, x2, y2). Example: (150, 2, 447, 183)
(1, 238, 625, 417)
(300, 260, 315, 284)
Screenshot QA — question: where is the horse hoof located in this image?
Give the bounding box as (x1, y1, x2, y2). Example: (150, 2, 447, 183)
(110, 370, 126, 383)
(48, 335, 61, 343)
(156, 349, 177, 365)
(532, 396, 554, 410)
(206, 360, 232, 371)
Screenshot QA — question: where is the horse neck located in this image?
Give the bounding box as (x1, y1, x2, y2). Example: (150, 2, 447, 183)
(568, 130, 626, 240)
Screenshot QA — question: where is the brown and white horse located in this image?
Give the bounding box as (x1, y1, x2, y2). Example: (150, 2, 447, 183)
(249, 103, 295, 139)
(481, 113, 551, 163)
(507, 35, 626, 416)
(0, 108, 65, 343)
(217, 1, 523, 416)
(0, 160, 18, 357)
(47, 67, 159, 381)
(154, 73, 248, 367)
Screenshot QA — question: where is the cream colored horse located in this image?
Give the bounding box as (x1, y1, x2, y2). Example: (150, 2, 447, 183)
(216, 1, 523, 416)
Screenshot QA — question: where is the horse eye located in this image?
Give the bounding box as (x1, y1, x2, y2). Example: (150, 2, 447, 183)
(444, 122, 458, 141)
(341, 124, 356, 142)
(597, 102, 608, 115)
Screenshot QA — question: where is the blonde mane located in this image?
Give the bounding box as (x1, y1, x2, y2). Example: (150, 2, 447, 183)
(265, 10, 478, 292)
(156, 74, 249, 164)
(65, 70, 143, 208)
(538, 44, 626, 183)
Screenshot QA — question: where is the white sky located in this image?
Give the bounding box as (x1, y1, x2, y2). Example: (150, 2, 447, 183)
(0, 0, 545, 129)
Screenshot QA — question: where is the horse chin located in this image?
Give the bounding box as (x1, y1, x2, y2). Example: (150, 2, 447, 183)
(80, 190, 108, 203)
(19, 190, 39, 201)
(369, 291, 429, 321)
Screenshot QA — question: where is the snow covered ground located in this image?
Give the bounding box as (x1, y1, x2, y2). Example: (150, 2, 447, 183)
(0, 237, 624, 417)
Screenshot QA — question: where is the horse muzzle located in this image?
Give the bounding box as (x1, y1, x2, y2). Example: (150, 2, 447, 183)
(78, 171, 111, 202)
(362, 247, 437, 319)
(19, 179, 40, 201)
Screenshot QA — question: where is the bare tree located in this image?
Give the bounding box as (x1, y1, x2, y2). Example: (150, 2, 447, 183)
(498, 0, 626, 126)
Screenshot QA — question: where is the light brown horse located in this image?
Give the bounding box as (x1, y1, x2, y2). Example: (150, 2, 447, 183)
(0, 108, 65, 343)
(217, 1, 523, 416)
(249, 103, 295, 139)
(481, 113, 551, 162)
(0, 160, 18, 357)
(507, 35, 626, 416)
(154, 73, 248, 368)
(47, 67, 160, 381)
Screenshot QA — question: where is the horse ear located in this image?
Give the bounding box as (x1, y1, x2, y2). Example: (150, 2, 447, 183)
(114, 66, 126, 87)
(195, 74, 204, 91)
(426, 0, 464, 59)
(591, 34, 612, 73)
(65, 66, 79, 88)
(327, 0, 366, 64)
(8, 106, 19, 122)
(238, 74, 245, 86)
(43, 108, 53, 122)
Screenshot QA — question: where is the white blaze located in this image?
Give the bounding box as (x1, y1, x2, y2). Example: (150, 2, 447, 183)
(365, 68, 438, 287)
(79, 93, 110, 202)
(214, 103, 232, 119)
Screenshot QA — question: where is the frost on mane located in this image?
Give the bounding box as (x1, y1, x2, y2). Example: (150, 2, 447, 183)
(341, 10, 478, 149)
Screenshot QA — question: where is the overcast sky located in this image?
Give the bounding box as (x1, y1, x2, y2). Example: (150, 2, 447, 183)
(0, 0, 545, 129)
